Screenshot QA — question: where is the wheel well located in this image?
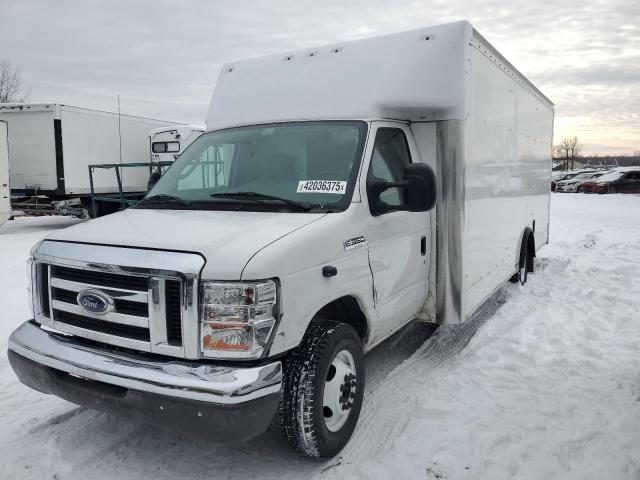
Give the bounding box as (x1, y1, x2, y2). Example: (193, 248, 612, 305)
(519, 226, 536, 272)
(313, 296, 368, 342)
(526, 232, 535, 271)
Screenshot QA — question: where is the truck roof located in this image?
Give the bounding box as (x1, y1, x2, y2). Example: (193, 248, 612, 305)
(206, 20, 553, 131)
(0, 102, 185, 125)
(149, 125, 205, 136)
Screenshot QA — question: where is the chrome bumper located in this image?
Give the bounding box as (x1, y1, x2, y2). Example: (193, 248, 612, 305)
(8, 321, 282, 405)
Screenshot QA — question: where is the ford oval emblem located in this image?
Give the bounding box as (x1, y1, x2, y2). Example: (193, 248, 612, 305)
(77, 290, 113, 315)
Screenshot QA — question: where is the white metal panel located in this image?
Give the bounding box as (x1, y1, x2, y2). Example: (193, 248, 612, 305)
(240, 203, 377, 355)
(60, 105, 184, 194)
(150, 127, 203, 163)
(461, 40, 553, 321)
(207, 21, 472, 130)
(0, 121, 10, 225)
(46, 208, 325, 280)
(0, 104, 57, 190)
(409, 123, 438, 321)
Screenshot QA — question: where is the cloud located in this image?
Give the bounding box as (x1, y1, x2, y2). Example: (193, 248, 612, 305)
(0, 0, 638, 154)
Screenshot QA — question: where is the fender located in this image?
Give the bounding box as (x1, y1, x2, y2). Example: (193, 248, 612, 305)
(512, 226, 536, 285)
(518, 226, 536, 271)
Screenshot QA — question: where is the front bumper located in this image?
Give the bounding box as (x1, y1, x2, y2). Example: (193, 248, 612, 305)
(8, 321, 282, 442)
(555, 184, 577, 192)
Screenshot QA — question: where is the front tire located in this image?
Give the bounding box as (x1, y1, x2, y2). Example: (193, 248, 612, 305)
(280, 320, 365, 459)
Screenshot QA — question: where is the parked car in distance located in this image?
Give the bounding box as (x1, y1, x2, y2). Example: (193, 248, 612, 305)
(551, 169, 598, 191)
(580, 167, 640, 194)
(556, 171, 606, 193)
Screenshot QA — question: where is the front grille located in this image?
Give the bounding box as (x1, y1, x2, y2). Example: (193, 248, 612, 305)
(37, 263, 50, 314)
(165, 280, 182, 346)
(53, 309, 150, 341)
(115, 299, 148, 317)
(39, 264, 184, 355)
(52, 265, 148, 292)
(52, 288, 76, 303)
(51, 287, 149, 318)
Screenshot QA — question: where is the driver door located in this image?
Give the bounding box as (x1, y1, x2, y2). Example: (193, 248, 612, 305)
(364, 122, 430, 342)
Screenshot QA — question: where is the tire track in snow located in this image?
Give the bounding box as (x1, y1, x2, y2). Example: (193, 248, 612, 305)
(27, 406, 88, 434)
(343, 288, 511, 462)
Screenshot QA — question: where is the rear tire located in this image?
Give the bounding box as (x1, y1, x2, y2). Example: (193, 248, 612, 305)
(280, 320, 365, 459)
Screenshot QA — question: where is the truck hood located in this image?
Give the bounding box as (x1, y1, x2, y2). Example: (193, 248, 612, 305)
(46, 209, 326, 279)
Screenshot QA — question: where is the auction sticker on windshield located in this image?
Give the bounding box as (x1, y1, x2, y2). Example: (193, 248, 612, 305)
(297, 180, 347, 194)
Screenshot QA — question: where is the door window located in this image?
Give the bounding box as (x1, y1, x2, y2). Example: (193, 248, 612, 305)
(368, 128, 412, 207)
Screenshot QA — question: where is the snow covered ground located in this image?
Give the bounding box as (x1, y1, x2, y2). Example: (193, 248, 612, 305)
(1, 194, 639, 479)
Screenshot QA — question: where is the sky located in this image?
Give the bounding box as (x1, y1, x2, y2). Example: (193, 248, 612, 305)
(0, 0, 638, 155)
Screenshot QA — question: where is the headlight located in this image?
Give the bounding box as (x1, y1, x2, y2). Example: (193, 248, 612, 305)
(200, 280, 278, 359)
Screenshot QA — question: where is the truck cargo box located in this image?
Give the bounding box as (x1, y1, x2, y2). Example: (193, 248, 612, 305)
(0, 103, 184, 196)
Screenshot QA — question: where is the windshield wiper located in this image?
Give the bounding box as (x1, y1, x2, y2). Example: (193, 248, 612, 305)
(136, 194, 192, 207)
(209, 191, 311, 211)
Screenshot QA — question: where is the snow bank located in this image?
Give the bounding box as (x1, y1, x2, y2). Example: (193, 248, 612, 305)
(0, 195, 639, 479)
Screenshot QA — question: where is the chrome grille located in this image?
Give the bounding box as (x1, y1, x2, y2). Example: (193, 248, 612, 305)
(165, 279, 182, 346)
(31, 241, 203, 359)
(52, 265, 148, 292)
(34, 263, 184, 356)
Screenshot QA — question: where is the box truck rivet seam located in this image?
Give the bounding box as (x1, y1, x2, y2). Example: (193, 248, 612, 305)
(7, 20, 553, 459)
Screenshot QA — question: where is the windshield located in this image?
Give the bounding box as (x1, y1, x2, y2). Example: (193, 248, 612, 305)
(572, 172, 598, 180)
(141, 121, 367, 212)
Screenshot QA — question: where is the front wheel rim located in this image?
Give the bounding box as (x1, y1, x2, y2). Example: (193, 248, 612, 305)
(323, 349, 357, 432)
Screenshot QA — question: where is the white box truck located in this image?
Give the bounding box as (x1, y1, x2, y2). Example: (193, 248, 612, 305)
(0, 103, 184, 216)
(150, 125, 204, 163)
(8, 21, 553, 458)
(0, 120, 10, 226)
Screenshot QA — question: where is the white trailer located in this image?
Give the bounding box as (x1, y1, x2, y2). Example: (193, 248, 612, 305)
(0, 121, 10, 226)
(9, 21, 553, 458)
(0, 103, 185, 214)
(150, 125, 204, 163)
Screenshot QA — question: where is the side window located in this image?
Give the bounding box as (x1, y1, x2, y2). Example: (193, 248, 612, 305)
(368, 128, 412, 206)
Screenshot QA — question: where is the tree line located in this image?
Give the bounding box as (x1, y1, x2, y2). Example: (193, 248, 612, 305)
(0, 60, 31, 103)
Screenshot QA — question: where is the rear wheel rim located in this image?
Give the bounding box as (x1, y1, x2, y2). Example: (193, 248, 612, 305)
(323, 349, 357, 432)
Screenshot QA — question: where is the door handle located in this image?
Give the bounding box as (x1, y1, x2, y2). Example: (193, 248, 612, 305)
(420, 236, 426, 256)
(322, 266, 338, 277)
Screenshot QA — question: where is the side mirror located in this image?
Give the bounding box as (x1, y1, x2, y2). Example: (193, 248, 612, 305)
(404, 163, 437, 212)
(367, 163, 436, 216)
(147, 171, 162, 191)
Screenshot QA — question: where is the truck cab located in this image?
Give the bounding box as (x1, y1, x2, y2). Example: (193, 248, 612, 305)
(150, 125, 204, 163)
(8, 21, 553, 458)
